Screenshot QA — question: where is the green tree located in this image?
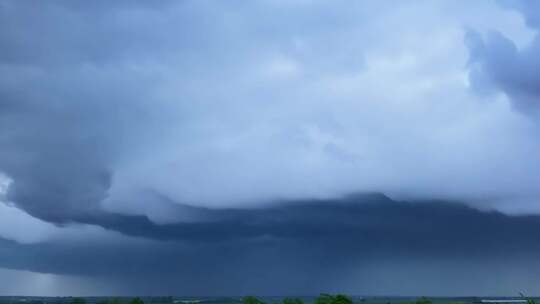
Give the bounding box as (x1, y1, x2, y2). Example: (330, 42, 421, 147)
(314, 294, 333, 304)
(520, 293, 537, 304)
(71, 298, 86, 304)
(314, 294, 352, 304)
(332, 295, 352, 304)
(243, 296, 265, 304)
(130, 298, 144, 304)
(415, 298, 431, 304)
(282, 298, 304, 304)
(97, 299, 124, 304)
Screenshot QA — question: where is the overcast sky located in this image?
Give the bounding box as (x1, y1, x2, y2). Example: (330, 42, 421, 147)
(1, 0, 540, 296)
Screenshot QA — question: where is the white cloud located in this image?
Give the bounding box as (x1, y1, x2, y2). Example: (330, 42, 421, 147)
(2, 0, 540, 223)
(96, 0, 540, 214)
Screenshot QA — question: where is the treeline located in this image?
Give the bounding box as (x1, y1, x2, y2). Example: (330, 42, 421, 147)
(9, 295, 437, 304)
(0, 298, 152, 304)
(242, 295, 433, 304)
(242, 294, 354, 304)
(69, 298, 146, 304)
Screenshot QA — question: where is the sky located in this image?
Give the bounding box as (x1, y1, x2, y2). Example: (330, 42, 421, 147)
(1, 0, 540, 297)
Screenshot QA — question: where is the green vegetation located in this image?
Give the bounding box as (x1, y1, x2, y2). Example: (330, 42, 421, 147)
(282, 299, 304, 304)
(96, 299, 124, 304)
(314, 294, 352, 304)
(0, 295, 538, 304)
(70, 299, 87, 304)
(243, 297, 266, 304)
(242, 296, 305, 304)
(130, 299, 144, 304)
(520, 293, 537, 304)
(415, 298, 432, 304)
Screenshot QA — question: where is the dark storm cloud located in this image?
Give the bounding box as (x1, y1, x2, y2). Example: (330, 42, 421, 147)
(3, 0, 540, 296)
(466, 1, 540, 113)
(0, 65, 141, 222)
(8, 194, 540, 270)
(0, 0, 374, 224)
(0, 0, 187, 221)
(3, 0, 539, 229)
(2, 195, 540, 295)
(57, 193, 540, 257)
(89, 193, 540, 255)
(0, 0, 202, 223)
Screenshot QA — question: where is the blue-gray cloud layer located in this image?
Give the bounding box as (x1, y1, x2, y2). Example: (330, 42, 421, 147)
(3, 194, 540, 296)
(1, 0, 540, 296)
(466, 0, 540, 113)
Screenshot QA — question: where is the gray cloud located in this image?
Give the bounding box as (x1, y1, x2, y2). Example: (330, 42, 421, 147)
(1, 0, 540, 296)
(2, 0, 540, 223)
(55, 192, 540, 254)
(2, 195, 540, 295)
(466, 1, 540, 113)
(0, 0, 378, 223)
